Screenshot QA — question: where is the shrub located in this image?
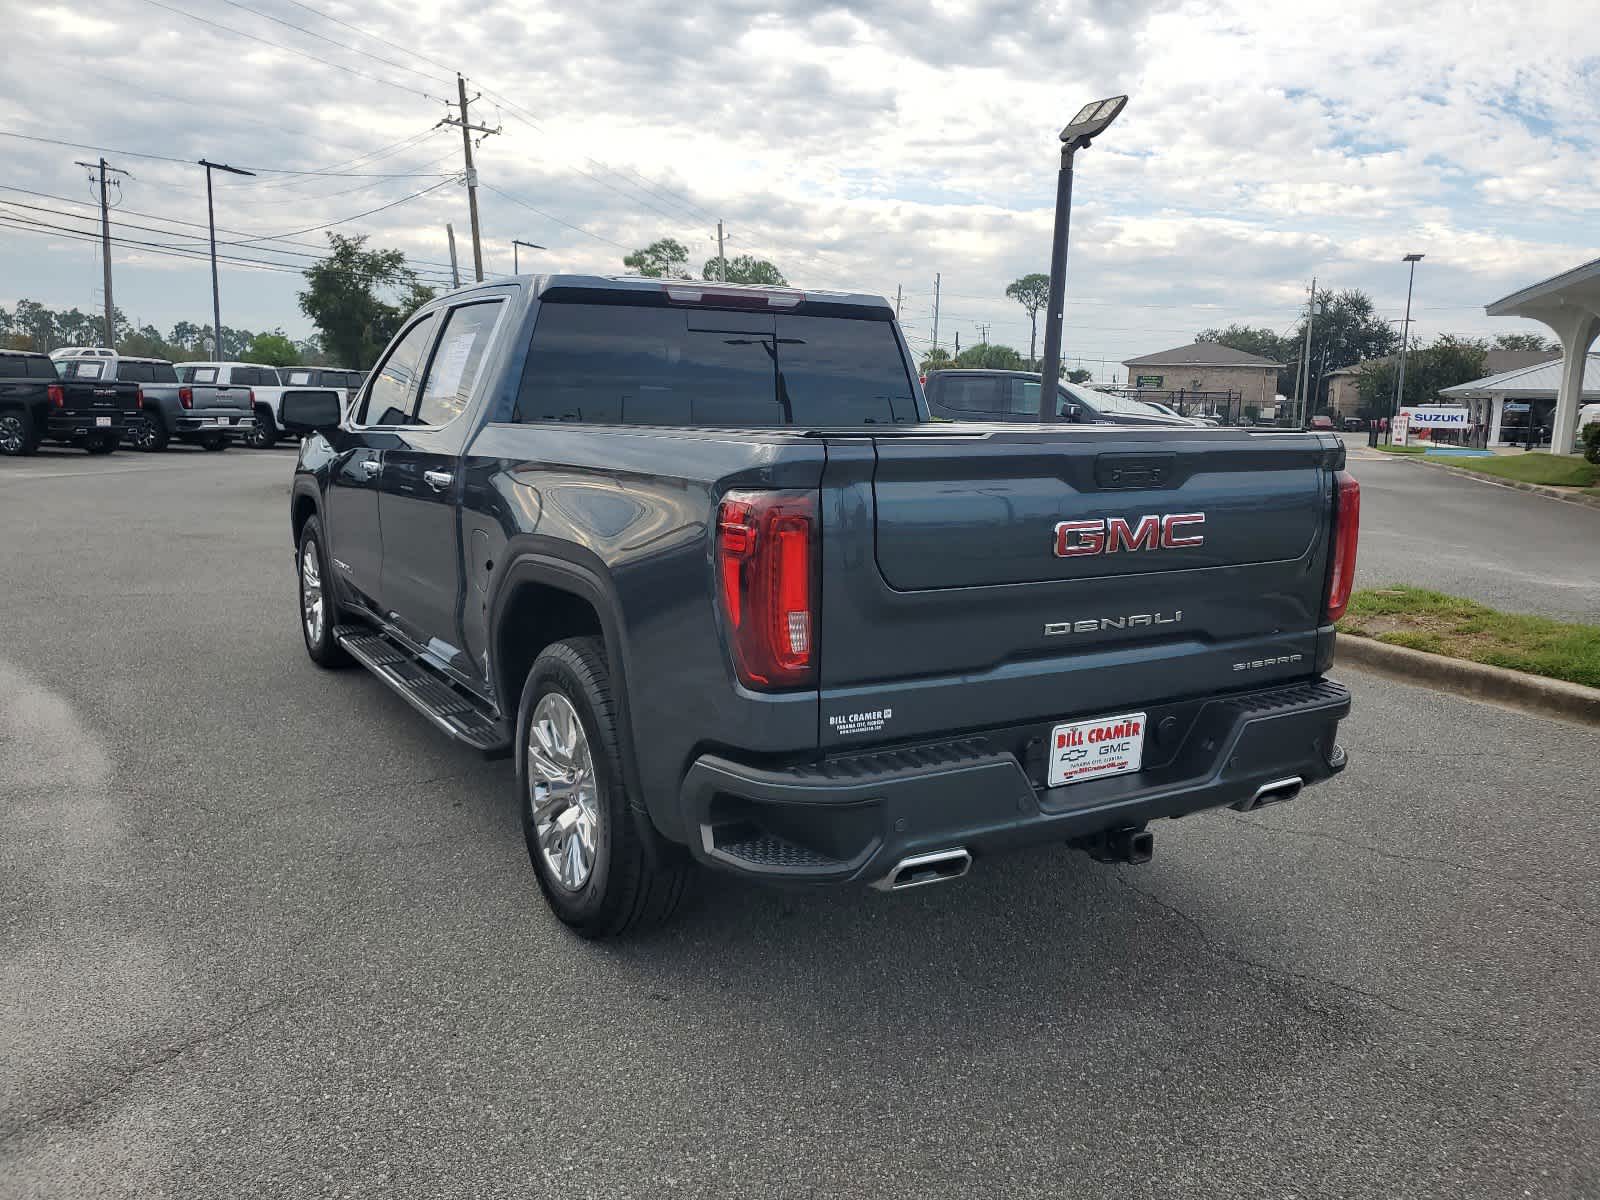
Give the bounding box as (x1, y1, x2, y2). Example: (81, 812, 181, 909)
(1583, 421, 1600, 465)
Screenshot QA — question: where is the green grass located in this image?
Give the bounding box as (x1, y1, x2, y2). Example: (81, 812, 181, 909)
(1375, 444, 1426, 455)
(1438, 452, 1599, 487)
(1339, 587, 1600, 689)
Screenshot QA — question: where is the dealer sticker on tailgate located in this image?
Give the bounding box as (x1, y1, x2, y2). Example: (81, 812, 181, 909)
(1048, 711, 1147, 787)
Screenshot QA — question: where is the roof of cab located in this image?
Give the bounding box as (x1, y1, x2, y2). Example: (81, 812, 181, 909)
(529, 273, 893, 311)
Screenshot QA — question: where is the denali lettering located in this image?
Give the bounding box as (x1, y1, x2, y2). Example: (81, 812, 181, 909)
(1054, 512, 1205, 557)
(1044, 610, 1182, 635)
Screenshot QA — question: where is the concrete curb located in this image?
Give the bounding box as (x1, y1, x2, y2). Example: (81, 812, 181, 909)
(1336, 634, 1600, 727)
(1396, 453, 1600, 510)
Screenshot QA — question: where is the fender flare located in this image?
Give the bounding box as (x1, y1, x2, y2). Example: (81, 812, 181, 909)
(487, 541, 653, 830)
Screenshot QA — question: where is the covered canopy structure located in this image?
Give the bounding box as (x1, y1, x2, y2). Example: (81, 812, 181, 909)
(1485, 256, 1600, 455)
(1440, 354, 1600, 447)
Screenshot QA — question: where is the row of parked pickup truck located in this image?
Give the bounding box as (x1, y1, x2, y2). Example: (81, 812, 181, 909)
(0, 345, 365, 456)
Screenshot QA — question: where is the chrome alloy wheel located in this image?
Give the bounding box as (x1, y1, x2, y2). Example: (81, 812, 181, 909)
(300, 540, 325, 645)
(0, 413, 24, 454)
(527, 693, 600, 891)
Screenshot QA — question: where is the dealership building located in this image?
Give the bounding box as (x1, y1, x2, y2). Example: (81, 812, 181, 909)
(1481, 257, 1600, 454)
(1440, 353, 1600, 447)
(1121, 343, 1281, 413)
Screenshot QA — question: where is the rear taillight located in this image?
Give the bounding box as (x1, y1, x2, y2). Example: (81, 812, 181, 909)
(247, 388, 256, 407)
(135, 387, 144, 409)
(1325, 470, 1360, 622)
(179, 387, 193, 409)
(716, 490, 818, 690)
(47, 383, 64, 408)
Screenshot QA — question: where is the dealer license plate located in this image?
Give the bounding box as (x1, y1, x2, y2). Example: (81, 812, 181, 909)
(1047, 710, 1147, 788)
(95, 416, 112, 427)
(213, 417, 230, 426)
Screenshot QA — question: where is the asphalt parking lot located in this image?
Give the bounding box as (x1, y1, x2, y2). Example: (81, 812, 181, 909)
(1344, 435, 1600, 622)
(3, 447, 1598, 1199)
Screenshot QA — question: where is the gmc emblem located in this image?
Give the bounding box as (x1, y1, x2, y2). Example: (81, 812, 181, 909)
(1054, 512, 1205, 557)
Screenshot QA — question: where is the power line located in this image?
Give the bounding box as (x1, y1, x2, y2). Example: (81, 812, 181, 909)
(0, 129, 456, 178)
(479, 183, 629, 251)
(218, 178, 460, 245)
(133, 0, 444, 101)
(277, 0, 458, 77)
(211, 0, 455, 90)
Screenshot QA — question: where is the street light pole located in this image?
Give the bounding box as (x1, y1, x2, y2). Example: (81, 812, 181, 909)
(512, 239, 545, 274)
(1389, 253, 1424, 443)
(198, 160, 255, 358)
(1037, 96, 1127, 420)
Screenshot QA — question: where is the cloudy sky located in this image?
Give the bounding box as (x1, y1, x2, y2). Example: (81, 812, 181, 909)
(2, 0, 1597, 377)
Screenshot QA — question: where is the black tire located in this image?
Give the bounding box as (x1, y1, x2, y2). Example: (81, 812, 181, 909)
(85, 434, 117, 455)
(136, 412, 169, 452)
(0, 407, 39, 456)
(296, 515, 352, 668)
(200, 433, 228, 451)
(517, 637, 690, 938)
(249, 408, 278, 449)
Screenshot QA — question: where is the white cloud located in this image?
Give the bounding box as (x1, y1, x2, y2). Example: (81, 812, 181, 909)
(2, 0, 1597, 370)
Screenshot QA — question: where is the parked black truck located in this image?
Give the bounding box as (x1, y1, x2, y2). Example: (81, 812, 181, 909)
(285, 275, 1358, 937)
(0, 349, 139, 454)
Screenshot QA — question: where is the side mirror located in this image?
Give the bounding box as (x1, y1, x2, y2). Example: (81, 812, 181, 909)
(1061, 403, 1082, 422)
(279, 389, 343, 435)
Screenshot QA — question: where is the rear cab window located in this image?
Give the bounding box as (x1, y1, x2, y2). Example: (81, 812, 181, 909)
(514, 301, 915, 427)
(60, 360, 106, 380)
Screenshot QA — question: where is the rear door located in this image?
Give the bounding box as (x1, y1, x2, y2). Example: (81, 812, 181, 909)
(378, 296, 509, 680)
(818, 426, 1337, 748)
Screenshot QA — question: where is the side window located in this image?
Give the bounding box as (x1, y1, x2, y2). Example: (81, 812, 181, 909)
(1006, 379, 1043, 416)
(359, 314, 439, 425)
(936, 375, 1002, 414)
(415, 301, 505, 427)
(31, 357, 60, 380)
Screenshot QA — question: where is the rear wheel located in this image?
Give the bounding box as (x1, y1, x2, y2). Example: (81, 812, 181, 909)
(0, 408, 38, 456)
(135, 413, 169, 452)
(296, 516, 351, 668)
(249, 409, 278, 449)
(517, 637, 690, 938)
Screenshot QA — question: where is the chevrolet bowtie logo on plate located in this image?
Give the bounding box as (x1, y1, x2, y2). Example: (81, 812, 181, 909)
(1053, 512, 1205, 557)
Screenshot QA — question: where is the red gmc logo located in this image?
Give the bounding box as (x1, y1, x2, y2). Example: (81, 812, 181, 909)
(1054, 512, 1205, 557)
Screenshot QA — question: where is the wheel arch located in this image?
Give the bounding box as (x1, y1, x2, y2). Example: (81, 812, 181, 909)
(488, 547, 651, 828)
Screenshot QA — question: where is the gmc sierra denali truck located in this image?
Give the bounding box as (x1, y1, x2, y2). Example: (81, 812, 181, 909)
(1, 349, 138, 454)
(285, 275, 1357, 938)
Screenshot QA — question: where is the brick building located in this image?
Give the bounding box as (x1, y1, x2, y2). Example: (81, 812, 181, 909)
(1121, 342, 1281, 413)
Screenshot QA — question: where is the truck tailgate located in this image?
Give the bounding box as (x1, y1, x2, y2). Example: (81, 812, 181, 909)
(816, 426, 1340, 749)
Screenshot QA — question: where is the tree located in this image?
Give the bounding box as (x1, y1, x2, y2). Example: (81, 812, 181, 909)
(1005, 273, 1050, 367)
(1355, 335, 1488, 416)
(622, 238, 690, 279)
(298, 233, 435, 368)
(1492, 332, 1557, 352)
(1066, 368, 1092, 384)
(702, 255, 787, 286)
(955, 343, 1025, 371)
(118, 324, 170, 358)
(247, 330, 301, 367)
(918, 347, 954, 373)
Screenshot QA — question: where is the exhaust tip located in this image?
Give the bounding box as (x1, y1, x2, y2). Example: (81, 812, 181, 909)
(1235, 776, 1304, 812)
(872, 848, 972, 892)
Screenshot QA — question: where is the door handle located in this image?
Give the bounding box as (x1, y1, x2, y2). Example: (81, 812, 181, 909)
(361, 459, 382, 477)
(423, 469, 454, 491)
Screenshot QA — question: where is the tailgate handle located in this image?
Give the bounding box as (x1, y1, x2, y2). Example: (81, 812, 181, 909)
(1095, 453, 1175, 490)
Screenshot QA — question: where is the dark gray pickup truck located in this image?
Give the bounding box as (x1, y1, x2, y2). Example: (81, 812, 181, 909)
(285, 275, 1357, 937)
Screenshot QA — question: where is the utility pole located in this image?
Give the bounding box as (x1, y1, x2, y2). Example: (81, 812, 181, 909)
(1391, 253, 1425, 443)
(716, 221, 726, 282)
(446, 223, 461, 288)
(894, 283, 902, 320)
(439, 74, 499, 282)
(977, 322, 990, 344)
(954, 331, 961, 359)
(198, 160, 255, 359)
(512, 238, 545, 274)
(76, 157, 129, 347)
(932, 273, 941, 354)
(1296, 277, 1317, 428)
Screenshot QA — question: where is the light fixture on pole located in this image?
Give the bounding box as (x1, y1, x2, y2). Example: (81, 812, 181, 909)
(1389, 252, 1424, 443)
(512, 239, 545, 274)
(198, 159, 255, 357)
(1037, 95, 1128, 420)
